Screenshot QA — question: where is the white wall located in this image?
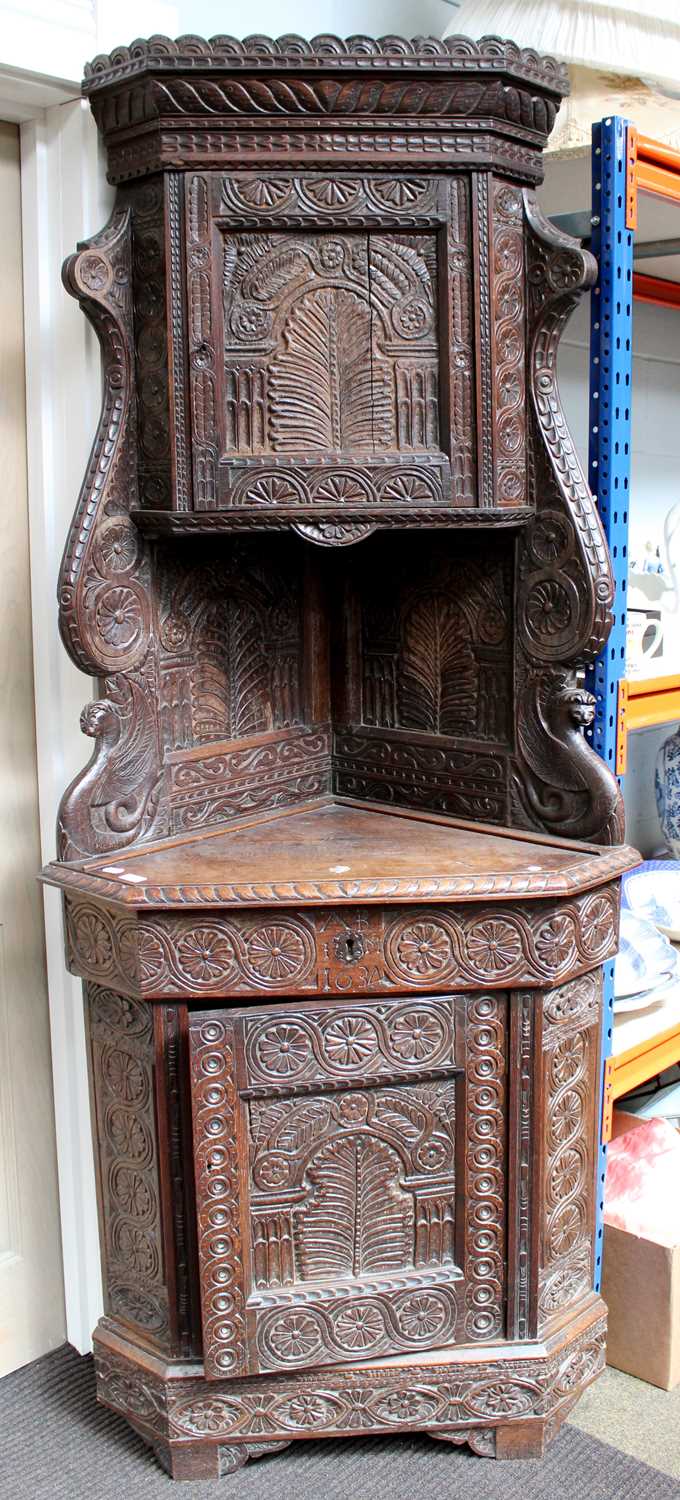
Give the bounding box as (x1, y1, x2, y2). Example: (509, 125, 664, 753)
(177, 1, 454, 36)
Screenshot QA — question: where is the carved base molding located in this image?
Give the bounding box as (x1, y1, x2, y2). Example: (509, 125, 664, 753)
(93, 1304, 606, 1479)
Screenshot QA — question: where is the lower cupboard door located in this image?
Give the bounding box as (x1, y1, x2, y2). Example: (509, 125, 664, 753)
(188, 992, 507, 1379)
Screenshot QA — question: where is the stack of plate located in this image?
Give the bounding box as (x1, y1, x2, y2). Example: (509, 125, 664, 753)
(621, 860, 680, 940)
(615, 862, 680, 1013)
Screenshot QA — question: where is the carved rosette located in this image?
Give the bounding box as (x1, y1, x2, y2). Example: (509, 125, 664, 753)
(511, 193, 624, 846)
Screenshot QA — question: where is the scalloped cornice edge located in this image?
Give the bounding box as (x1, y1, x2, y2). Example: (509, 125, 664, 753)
(83, 32, 569, 95)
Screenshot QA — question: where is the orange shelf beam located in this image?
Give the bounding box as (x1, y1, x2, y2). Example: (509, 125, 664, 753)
(634, 272, 680, 310)
(622, 672, 680, 732)
(636, 133, 680, 203)
(602, 1022, 680, 1142)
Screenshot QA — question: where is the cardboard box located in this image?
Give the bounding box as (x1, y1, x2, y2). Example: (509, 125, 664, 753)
(602, 1224, 680, 1389)
(603, 1114, 680, 1389)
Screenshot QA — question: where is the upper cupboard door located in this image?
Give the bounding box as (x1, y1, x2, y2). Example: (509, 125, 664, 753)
(188, 992, 507, 1380)
(179, 172, 528, 519)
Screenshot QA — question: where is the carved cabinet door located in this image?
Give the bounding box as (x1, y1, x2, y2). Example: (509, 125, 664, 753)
(181, 173, 478, 517)
(188, 991, 507, 1380)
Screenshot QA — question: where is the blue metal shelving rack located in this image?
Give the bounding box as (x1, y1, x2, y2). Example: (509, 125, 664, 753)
(586, 116, 635, 1290)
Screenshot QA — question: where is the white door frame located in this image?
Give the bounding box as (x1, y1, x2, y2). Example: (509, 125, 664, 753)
(0, 70, 112, 1354)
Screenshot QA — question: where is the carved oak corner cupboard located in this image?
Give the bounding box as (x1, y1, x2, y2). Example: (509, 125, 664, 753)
(42, 32, 638, 1480)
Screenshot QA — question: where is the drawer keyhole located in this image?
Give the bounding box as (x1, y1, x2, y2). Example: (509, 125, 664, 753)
(334, 931, 365, 964)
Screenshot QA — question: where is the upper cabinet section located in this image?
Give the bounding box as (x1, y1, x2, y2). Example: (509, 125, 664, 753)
(78, 34, 572, 537)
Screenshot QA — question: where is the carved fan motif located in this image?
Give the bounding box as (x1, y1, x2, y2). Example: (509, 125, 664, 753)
(189, 600, 271, 742)
(398, 593, 478, 735)
(298, 1134, 413, 1281)
(269, 288, 389, 452)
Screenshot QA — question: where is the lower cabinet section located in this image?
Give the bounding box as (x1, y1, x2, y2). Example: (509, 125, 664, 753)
(84, 970, 603, 1475)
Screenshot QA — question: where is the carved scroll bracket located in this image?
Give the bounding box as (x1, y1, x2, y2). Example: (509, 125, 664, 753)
(58, 206, 163, 858)
(521, 192, 611, 668)
(512, 194, 624, 845)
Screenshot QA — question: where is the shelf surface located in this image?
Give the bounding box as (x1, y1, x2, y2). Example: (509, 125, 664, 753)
(42, 798, 638, 909)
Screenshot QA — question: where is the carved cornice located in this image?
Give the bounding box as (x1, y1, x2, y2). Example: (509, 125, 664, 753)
(82, 34, 568, 182)
(84, 34, 569, 91)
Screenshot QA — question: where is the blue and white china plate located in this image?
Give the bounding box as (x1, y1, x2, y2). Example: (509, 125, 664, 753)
(621, 860, 680, 940)
(614, 909, 679, 998)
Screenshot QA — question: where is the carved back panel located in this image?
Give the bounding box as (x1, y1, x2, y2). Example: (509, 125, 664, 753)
(189, 991, 507, 1380)
(156, 539, 306, 750)
(334, 533, 513, 822)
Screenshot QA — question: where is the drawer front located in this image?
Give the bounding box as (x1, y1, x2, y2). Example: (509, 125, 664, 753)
(188, 991, 507, 1380)
(63, 888, 621, 1000)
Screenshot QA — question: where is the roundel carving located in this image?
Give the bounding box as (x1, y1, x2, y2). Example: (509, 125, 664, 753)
(251, 1020, 313, 1079)
(579, 894, 616, 957)
(385, 915, 457, 983)
(241, 919, 315, 987)
(463, 916, 525, 978)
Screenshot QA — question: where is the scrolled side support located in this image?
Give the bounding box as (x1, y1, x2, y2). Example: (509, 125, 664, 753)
(57, 206, 163, 859)
(512, 193, 624, 845)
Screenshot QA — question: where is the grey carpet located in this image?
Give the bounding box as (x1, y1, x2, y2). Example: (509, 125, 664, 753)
(1, 1344, 677, 1500)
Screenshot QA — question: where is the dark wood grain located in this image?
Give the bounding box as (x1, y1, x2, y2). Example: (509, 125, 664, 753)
(47, 30, 638, 1481)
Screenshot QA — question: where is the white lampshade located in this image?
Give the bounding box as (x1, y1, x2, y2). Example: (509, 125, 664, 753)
(444, 2, 680, 93)
(444, 3, 680, 154)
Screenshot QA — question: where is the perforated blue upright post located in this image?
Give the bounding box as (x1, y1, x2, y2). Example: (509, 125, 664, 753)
(586, 116, 634, 1291)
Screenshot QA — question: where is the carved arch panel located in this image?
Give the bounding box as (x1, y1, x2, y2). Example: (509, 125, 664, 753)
(180, 170, 485, 520)
(189, 991, 507, 1380)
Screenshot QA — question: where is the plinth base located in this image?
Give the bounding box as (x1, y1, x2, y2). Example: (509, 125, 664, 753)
(94, 1299, 606, 1480)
